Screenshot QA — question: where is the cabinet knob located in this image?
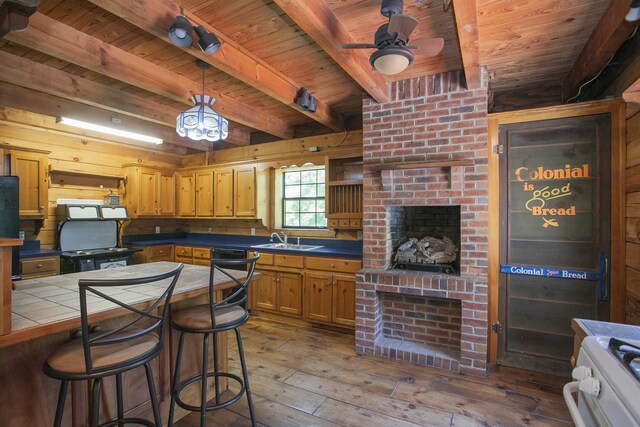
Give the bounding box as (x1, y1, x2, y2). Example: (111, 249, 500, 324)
(36, 263, 43, 269)
(40, 206, 44, 210)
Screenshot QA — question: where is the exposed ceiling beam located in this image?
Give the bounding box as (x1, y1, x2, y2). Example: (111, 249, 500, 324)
(624, 76, 640, 103)
(452, 0, 481, 89)
(0, 51, 254, 148)
(5, 12, 293, 140)
(563, 0, 637, 102)
(272, 0, 389, 104)
(88, 0, 345, 132)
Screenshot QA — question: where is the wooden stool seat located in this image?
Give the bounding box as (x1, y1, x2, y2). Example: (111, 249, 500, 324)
(172, 304, 247, 331)
(46, 333, 159, 376)
(168, 255, 259, 427)
(42, 264, 183, 427)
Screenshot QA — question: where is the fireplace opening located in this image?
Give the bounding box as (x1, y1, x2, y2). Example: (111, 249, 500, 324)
(387, 205, 461, 274)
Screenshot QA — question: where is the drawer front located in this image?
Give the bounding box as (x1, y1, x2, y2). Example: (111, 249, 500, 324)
(328, 219, 339, 228)
(251, 251, 274, 266)
(21, 256, 59, 277)
(175, 246, 193, 258)
(193, 247, 211, 259)
(149, 245, 172, 260)
(305, 256, 362, 273)
(275, 254, 304, 269)
(338, 218, 350, 228)
(349, 218, 362, 228)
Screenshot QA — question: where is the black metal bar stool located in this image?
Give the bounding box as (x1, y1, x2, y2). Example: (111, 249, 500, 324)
(43, 264, 184, 427)
(168, 254, 259, 427)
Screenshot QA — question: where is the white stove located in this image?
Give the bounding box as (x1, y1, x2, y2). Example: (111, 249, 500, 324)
(564, 336, 640, 427)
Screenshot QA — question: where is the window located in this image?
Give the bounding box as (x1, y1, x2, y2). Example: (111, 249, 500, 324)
(282, 168, 327, 228)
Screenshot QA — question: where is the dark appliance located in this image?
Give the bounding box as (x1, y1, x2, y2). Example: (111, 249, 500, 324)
(0, 176, 20, 279)
(211, 247, 248, 271)
(58, 204, 141, 274)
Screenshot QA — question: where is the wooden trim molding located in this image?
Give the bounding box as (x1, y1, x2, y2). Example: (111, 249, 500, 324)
(486, 99, 627, 363)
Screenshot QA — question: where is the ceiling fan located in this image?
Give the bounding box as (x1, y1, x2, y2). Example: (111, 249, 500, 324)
(342, 0, 444, 75)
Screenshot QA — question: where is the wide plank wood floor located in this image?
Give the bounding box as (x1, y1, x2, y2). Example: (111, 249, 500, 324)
(174, 317, 572, 427)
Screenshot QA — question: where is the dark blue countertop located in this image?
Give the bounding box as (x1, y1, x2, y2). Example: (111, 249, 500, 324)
(19, 240, 62, 259)
(123, 233, 362, 259)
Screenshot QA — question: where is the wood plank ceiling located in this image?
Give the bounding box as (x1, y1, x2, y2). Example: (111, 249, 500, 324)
(0, 0, 623, 152)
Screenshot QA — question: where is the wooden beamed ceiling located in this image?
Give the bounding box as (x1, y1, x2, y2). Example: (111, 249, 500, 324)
(0, 0, 636, 152)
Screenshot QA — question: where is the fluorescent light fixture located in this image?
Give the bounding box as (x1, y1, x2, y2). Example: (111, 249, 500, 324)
(57, 117, 163, 144)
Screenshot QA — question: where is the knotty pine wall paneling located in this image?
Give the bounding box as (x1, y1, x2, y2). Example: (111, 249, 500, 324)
(626, 104, 640, 325)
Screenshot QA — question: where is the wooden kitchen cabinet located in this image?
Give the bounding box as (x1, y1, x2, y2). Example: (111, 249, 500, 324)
(130, 245, 174, 264)
(123, 166, 175, 217)
(177, 169, 213, 217)
(325, 155, 363, 230)
(174, 246, 210, 266)
(7, 148, 49, 218)
(304, 256, 361, 328)
(20, 256, 60, 279)
(249, 251, 303, 317)
(177, 172, 195, 216)
(213, 168, 233, 218)
(234, 166, 256, 217)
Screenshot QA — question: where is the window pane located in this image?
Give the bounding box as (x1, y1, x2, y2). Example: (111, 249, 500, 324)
(317, 169, 325, 182)
(300, 213, 315, 227)
(285, 200, 299, 213)
(300, 184, 316, 197)
(300, 199, 315, 212)
(285, 185, 300, 198)
(301, 170, 316, 184)
(285, 213, 299, 227)
(285, 172, 300, 185)
(316, 213, 327, 227)
(317, 199, 325, 211)
(318, 184, 325, 197)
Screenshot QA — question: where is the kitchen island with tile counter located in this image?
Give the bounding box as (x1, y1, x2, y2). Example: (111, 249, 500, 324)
(0, 262, 256, 426)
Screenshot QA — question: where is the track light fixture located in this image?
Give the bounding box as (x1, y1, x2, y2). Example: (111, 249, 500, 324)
(295, 87, 317, 113)
(167, 15, 221, 55)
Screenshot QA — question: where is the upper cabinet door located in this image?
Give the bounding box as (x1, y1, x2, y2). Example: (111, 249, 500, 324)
(158, 172, 175, 216)
(9, 150, 49, 218)
(138, 169, 158, 216)
(234, 166, 256, 217)
(177, 172, 196, 217)
(196, 170, 214, 217)
(213, 169, 233, 218)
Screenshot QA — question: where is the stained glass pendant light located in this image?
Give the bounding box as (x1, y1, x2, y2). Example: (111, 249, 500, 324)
(176, 60, 228, 142)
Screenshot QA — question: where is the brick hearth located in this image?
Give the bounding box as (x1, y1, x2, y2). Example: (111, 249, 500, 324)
(355, 69, 489, 375)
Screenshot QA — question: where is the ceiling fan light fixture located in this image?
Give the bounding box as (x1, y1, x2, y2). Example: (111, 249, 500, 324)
(168, 15, 193, 47)
(370, 46, 413, 75)
(195, 25, 221, 55)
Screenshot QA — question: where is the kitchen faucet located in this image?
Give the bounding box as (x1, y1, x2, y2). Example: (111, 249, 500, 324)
(270, 231, 287, 244)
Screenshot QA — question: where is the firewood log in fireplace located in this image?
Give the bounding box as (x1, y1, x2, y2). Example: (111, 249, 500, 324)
(394, 236, 458, 265)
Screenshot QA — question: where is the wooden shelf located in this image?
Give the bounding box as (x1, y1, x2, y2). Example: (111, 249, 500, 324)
(328, 179, 363, 186)
(49, 165, 125, 180)
(366, 159, 474, 172)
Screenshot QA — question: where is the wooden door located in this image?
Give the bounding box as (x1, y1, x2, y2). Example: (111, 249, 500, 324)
(253, 270, 277, 312)
(234, 166, 256, 217)
(214, 169, 233, 217)
(177, 172, 195, 216)
(277, 272, 302, 316)
(332, 274, 356, 327)
(138, 169, 158, 216)
(304, 272, 332, 323)
(9, 150, 48, 218)
(497, 114, 611, 375)
(195, 170, 213, 217)
(159, 172, 175, 216)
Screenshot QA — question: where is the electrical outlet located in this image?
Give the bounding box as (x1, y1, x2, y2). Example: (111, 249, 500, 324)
(357, 230, 363, 240)
(250, 228, 256, 236)
(18, 231, 25, 240)
(155, 226, 160, 234)
(208, 227, 212, 233)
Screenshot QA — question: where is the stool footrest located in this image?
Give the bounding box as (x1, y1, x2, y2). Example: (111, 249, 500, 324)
(99, 417, 157, 427)
(174, 371, 246, 413)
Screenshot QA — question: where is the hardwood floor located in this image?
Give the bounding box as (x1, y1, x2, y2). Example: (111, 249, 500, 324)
(173, 317, 572, 427)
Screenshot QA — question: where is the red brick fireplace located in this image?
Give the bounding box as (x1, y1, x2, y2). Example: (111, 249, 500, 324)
(356, 69, 489, 375)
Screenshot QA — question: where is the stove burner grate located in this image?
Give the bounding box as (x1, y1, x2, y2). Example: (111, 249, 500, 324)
(608, 337, 640, 382)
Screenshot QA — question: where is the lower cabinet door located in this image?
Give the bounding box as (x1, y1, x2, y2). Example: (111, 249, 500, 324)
(277, 272, 302, 317)
(253, 270, 277, 312)
(304, 272, 332, 323)
(332, 274, 356, 327)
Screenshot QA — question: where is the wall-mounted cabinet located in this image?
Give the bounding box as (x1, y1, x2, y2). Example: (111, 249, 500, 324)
(177, 169, 214, 217)
(325, 156, 362, 230)
(214, 166, 257, 218)
(213, 168, 233, 218)
(6, 148, 49, 218)
(123, 165, 175, 217)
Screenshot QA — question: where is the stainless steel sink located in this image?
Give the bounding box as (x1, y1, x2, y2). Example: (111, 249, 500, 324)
(251, 243, 323, 251)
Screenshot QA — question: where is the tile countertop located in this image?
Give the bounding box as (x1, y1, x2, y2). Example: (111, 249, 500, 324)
(5, 261, 249, 347)
(123, 233, 363, 259)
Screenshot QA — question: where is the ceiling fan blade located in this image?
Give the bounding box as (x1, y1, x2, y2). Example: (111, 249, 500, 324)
(409, 37, 445, 56)
(342, 43, 378, 49)
(388, 14, 418, 39)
